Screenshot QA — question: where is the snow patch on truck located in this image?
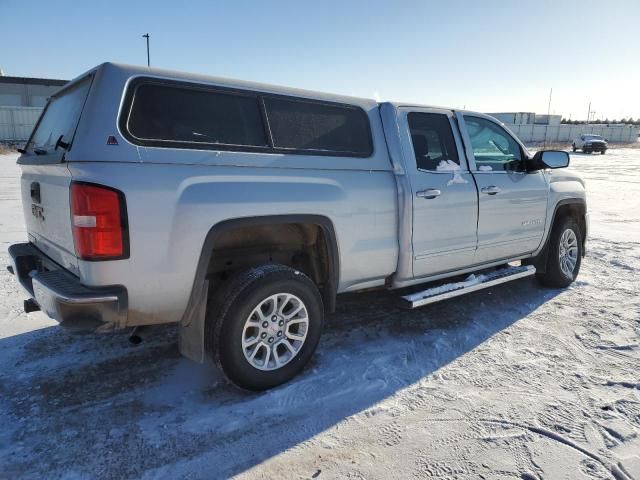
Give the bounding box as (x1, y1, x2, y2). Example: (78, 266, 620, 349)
(404, 273, 487, 302)
(436, 160, 468, 186)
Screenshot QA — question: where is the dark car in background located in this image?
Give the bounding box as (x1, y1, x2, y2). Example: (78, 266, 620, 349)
(572, 134, 608, 154)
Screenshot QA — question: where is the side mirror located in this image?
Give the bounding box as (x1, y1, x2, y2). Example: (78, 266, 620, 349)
(530, 150, 570, 170)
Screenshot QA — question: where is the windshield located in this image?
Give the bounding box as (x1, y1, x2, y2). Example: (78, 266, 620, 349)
(25, 76, 92, 155)
(584, 135, 603, 141)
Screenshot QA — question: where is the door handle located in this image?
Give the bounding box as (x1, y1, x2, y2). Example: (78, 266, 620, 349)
(481, 186, 501, 195)
(416, 189, 441, 199)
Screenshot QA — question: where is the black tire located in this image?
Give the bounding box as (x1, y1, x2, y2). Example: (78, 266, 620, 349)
(572, 144, 577, 152)
(205, 264, 324, 391)
(535, 216, 583, 288)
(600, 150, 606, 155)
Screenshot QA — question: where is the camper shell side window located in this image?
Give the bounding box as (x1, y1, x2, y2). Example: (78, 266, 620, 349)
(120, 78, 373, 158)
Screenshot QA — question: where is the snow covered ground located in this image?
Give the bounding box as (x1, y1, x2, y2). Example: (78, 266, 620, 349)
(0, 150, 639, 479)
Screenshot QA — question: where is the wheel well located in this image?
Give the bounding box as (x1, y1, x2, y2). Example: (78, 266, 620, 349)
(554, 202, 586, 244)
(524, 200, 586, 274)
(206, 221, 336, 312)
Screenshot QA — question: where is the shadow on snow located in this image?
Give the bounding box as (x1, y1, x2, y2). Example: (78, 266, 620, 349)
(0, 277, 562, 478)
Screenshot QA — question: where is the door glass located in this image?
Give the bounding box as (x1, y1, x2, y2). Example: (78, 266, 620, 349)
(463, 115, 524, 172)
(408, 112, 459, 171)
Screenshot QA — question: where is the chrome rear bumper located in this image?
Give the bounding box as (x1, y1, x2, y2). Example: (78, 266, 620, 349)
(8, 242, 127, 331)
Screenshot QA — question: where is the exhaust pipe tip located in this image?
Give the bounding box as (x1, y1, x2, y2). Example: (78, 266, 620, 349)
(128, 326, 145, 345)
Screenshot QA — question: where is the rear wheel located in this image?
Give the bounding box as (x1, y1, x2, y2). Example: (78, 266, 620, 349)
(205, 264, 324, 391)
(536, 216, 582, 288)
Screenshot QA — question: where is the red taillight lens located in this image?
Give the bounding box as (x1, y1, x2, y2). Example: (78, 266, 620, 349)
(70, 183, 128, 260)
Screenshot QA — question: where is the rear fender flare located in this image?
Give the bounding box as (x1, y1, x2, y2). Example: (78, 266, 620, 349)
(178, 214, 339, 362)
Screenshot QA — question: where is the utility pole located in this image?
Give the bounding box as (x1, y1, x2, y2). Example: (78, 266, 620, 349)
(586, 101, 591, 125)
(142, 33, 151, 67)
(544, 87, 553, 148)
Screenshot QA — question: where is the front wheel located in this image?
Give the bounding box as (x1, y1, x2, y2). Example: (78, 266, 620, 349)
(536, 217, 583, 288)
(205, 264, 324, 391)
(600, 150, 606, 155)
(572, 144, 577, 152)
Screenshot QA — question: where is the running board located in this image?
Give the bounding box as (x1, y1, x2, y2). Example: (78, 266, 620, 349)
(400, 265, 536, 309)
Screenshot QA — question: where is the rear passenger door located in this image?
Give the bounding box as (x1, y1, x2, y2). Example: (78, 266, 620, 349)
(458, 114, 548, 263)
(401, 108, 478, 278)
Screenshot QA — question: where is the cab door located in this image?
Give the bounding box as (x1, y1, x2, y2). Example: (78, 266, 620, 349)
(458, 113, 548, 263)
(400, 108, 478, 278)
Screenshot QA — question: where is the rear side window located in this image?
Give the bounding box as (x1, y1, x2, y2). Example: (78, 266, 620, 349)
(126, 83, 268, 147)
(407, 112, 459, 170)
(263, 97, 372, 156)
(26, 76, 91, 156)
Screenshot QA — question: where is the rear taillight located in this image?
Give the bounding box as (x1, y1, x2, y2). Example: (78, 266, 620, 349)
(70, 182, 129, 260)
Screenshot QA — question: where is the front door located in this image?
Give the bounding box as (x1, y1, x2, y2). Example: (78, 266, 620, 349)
(458, 114, 548, 263)
(402, 108, 478, 278)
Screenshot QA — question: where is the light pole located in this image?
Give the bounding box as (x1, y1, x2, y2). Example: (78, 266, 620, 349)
(142, 33, 150, 67)
(544, 87, 552, 148)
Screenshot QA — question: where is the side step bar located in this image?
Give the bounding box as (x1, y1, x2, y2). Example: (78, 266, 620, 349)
(400, 265, 536, 309)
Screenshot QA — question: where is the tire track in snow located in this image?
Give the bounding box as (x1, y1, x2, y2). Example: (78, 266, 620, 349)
(419, 417, 633, 480)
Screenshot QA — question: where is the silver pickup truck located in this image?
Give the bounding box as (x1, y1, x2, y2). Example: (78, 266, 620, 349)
(8, 63, 588, 390)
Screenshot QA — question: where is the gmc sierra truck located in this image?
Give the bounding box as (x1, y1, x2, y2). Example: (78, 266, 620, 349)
(8, 63, 588, 390)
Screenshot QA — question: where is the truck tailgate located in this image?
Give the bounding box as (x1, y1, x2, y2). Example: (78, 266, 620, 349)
(20, 163, 78, 272)
(16, 74, 93, 274)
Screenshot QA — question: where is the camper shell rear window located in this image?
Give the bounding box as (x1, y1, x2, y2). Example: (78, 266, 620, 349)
(120, 78, 373, 158)
(23, 75, 92, 161)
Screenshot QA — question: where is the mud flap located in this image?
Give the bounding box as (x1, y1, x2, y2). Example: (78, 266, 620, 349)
(178, 278, 209, 362)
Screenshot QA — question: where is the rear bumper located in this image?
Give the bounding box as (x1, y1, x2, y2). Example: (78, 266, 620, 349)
(8, 242, 127, 331)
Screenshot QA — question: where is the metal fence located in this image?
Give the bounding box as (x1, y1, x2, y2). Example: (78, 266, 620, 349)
(505, 123, 639, 144)
(2, 105, 639, 145)
(0, 106, 42, 141)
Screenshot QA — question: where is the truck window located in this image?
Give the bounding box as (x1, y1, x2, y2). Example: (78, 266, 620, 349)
(407, 112, 459, 170)
(463, 116, 523, 172)
(24, 76, 91, 161)
(263, 97, 372, 157)
(126, 83, 269, 148)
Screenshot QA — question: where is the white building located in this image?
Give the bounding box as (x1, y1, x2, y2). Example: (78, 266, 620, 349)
(487, 112, 637, 144)
(0, 75, 67, 107)
(487, 112, 561, 126)
(0, 74, 68, 141)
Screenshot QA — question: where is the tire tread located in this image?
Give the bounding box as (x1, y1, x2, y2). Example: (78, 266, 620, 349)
(205, 264, 323, 390)
(535, 216, 582, 288)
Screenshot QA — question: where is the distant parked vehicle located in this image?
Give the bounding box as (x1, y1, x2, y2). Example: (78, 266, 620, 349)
(572, 134, 607, 154)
